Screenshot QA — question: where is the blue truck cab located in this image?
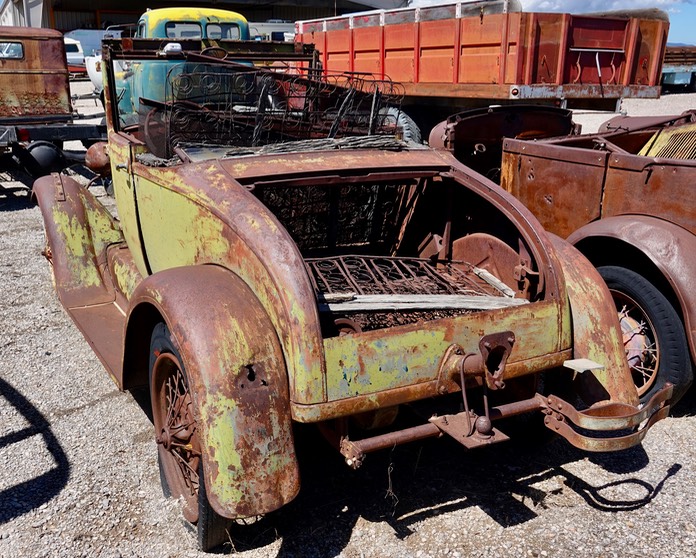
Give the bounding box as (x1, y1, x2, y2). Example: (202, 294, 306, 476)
(116, 8, 250, 123)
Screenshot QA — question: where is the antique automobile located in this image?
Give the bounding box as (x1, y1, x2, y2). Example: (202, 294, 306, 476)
(35, 38, 671, 551)
(0, 27, 104, 179)
(495, 110, 696, 405)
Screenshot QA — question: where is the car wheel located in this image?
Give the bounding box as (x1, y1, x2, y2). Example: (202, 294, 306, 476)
(149, 323, 231, 551)
(597, 266, 693, 405)
(380, 107, 422, 144)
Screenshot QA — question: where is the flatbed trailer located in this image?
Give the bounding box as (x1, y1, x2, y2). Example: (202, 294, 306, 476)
(296, 1, 669, 129)
(662, 45, 696, 90)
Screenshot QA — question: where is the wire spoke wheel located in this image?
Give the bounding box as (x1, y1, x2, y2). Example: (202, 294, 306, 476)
(612, 290, 659, 397)
(150, 339, 202, 523)
(598, 265, 693, 405)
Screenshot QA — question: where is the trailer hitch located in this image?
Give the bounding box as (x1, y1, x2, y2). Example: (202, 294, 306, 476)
(430, 332, 516, 448)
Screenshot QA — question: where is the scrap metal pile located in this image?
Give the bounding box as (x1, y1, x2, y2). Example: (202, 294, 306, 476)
(137, 56, 407, 159)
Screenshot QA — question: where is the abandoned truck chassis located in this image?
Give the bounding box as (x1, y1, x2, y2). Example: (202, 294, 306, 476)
(35, 37, 670, 551)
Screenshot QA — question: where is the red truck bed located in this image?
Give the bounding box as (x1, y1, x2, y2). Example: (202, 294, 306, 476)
(296, 2, 668, 112)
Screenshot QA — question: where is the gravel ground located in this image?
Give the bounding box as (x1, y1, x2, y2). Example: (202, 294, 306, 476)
(1, 83, 696, 558)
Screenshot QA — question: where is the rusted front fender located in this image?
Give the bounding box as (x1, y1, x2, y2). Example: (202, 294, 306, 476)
(33, 173, 122, 308)
(569, 215, 696, 364)
(549, 235, 639, 406)
(127, 264, 299, 518)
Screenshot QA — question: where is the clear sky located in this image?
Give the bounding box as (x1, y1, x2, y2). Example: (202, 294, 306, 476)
(408, 1, 696, 45)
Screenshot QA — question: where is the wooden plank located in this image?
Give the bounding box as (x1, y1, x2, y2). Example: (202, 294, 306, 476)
(317, 293, 528, 312)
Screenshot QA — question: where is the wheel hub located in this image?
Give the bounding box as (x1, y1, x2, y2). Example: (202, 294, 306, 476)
(619, 312, 650, 368)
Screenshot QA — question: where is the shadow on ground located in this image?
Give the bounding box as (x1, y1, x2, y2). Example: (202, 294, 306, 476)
(0, 376, 71, 523)
(208, 422, 680, 557)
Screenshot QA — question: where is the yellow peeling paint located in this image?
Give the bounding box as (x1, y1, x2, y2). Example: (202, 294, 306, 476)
(111, 254, 142, 300)
(136, 177, 230, 271)
(324, 301, 563, 401)
(203, 396, 244, 502)
(52, 207, 103, 288)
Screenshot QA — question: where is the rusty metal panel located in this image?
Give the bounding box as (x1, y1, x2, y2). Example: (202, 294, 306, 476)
(383, 23, 415, 83)
(298, 8, 666, 101)
(129, 166, 326, 406)
(501, 138, 607, 238)
(0, 27, 72, 122)
(630, 16, 668, 86)
(323, 300, 564, 402)
(602, 155, 696, 235)
(568, 216, 696, 363)
(549, 236, 638, 406)
(457, 13, 506, 84)
(129, 265, 300, 518)
(528, 13, 567, 85)
(418, 19, 457, 83)
(352, 26, 381, 76)
(324, 28, 351, 73)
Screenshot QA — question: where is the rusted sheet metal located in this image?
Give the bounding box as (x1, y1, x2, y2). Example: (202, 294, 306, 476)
(0, 27, 72, 122)
(429, 105, 576, 179)
(33, 173, 122, 308)
(568, 216, 696, 363)
(322, 300, 563, 402)
(603, 155, 696, 234)
(121, 159, 326, 406)
(217, 146, 451, 184)
(549, 236, 638, 406)
(291, 349, 573, 423)
(501, 138, 608, 238)
(400, 83, 662, 100)
(33, 173, 126, 383)
(128, 265, 300, 518)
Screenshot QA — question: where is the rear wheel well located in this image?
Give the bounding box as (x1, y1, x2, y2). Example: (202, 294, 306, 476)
(574, 236, 685, 324)
(122, 302, 166, 390)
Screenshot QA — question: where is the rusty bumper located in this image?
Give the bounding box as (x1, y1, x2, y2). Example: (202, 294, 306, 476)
(539, 383, 673, 452)
(339, 383, 672, 468)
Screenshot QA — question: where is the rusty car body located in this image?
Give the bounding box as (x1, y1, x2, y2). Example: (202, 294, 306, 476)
(498, 110, 696, 405)
(35, 37, 671, 551)
(0, 26, 104, 180)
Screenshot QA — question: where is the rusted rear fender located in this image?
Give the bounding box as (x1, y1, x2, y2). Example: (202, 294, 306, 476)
(125, 264, 299, 518)
(549, 235, 638, 406)
(569, 215, 696, 363)
(33, 173, 122, 308)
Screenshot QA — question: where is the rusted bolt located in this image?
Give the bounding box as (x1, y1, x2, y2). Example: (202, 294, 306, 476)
(484, 342, 491, 350)
(438, 385, 447, 394)
(346, 458, 353, 467)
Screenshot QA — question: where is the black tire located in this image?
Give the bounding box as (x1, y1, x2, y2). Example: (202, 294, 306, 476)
(149, 323, 231, 551)
(597, 266, 693, 405)
(198, 461, 232, 551)
(380, 107, 422, 144)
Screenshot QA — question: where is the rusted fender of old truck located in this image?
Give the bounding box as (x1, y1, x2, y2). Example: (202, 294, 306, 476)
(499, 110, 696, 406)
(35, 38, 671, 552)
